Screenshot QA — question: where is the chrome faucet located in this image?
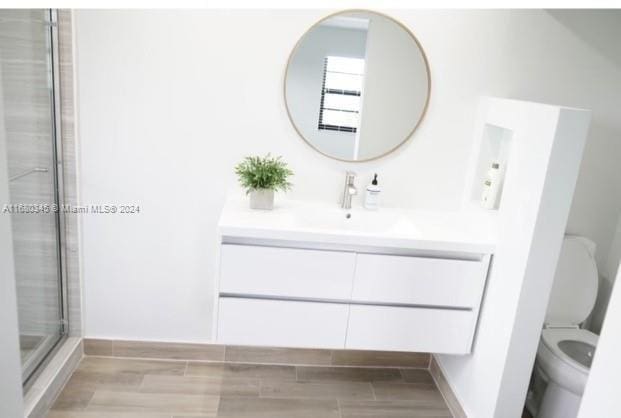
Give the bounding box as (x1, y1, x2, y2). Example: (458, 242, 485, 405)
(341, 171, 357, 209)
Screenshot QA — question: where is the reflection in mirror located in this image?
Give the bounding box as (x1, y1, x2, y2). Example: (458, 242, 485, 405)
(285, 11, 430, 162)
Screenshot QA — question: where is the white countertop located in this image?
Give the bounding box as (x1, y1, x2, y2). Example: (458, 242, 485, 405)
(218, 197, 497, 254)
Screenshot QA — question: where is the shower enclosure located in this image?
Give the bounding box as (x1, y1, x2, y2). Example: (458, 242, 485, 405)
(0, 9, 67, 383)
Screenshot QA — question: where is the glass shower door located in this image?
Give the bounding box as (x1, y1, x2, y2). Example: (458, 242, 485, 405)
(0, 9, 66, 383)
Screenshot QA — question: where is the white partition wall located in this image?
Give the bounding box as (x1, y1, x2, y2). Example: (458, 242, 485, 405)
(438, 98, 591, 417)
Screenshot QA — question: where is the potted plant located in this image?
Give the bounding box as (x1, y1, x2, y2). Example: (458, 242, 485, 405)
(235, 154, 293, 210)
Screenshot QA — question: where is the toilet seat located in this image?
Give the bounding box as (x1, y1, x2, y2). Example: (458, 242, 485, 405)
(542, 328, 598, 372)
(531, 236, 600, 418)
(537, 328, 598, 395)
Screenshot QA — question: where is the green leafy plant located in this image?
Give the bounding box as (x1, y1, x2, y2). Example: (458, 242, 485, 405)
(235, 154, 293, 194)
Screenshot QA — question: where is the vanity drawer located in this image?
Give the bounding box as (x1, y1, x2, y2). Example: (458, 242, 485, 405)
(217, 297, 348, 349)
(346, 305, 476, 354)
(219, 244, 356, 300)
(352, 253, 489, 308)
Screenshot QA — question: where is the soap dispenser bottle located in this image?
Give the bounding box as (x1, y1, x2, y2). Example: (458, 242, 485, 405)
(364, 174, 381, 210)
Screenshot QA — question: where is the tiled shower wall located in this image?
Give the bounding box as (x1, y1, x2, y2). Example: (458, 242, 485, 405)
(0, 9, 60, 338)
(0, 9, 81, 339)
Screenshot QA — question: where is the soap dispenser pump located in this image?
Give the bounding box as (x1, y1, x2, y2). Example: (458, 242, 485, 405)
(364, 174, 381, 210)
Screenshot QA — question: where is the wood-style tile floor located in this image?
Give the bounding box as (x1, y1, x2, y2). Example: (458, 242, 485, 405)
(46, 356, 453, 417)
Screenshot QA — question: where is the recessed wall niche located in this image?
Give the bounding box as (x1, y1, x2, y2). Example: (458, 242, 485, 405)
(470, 123, 514, 210)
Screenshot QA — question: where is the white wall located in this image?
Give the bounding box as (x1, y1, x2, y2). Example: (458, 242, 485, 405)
(358, 13, 429, 160)
(75, 9, 621, 355)
(589, 215, 621, 333)
(547, 10, 621, 283)
(286, 24, 367, 160)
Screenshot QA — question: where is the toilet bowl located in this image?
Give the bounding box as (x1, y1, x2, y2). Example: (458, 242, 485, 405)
(533, 236, 599, 418)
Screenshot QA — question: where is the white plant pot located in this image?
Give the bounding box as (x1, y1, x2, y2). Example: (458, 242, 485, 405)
(249, 189, 274, 210)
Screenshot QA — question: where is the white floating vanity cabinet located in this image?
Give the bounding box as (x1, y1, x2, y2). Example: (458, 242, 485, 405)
(214, 199, 495, 355)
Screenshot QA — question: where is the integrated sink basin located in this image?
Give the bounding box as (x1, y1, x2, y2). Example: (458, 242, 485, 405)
(218, 196, 497, 254)
(293, 206, 418, 235)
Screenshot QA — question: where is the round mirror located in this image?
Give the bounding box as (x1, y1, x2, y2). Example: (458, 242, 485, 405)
(284, 11, 430, 162)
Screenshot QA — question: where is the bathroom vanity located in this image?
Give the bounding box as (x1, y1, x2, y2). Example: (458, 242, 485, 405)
(214, 198, 496, 355)
(212, 9, 496, 356)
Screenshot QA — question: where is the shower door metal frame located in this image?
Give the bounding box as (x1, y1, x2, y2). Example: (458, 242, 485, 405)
(50, 8, 69, 337)
(21, 8, 70, 386)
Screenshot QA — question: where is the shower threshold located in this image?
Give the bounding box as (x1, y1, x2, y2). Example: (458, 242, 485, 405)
(21, 333, 64, 385)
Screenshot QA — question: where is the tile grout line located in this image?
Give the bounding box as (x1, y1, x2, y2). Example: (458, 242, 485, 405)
(137, 375, 145, 392)
(81, 387, 96, 412)
(336, 398, 344, 418)
(256, 377, 262, 399)
(369, 381, 377, 401)
(215, 395, 222, 417)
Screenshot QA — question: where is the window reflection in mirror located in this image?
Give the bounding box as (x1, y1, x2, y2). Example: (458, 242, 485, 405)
(318, 56, 365, 134)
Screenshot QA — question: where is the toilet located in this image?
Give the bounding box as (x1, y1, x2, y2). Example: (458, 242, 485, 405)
(534, 236, 599, 418)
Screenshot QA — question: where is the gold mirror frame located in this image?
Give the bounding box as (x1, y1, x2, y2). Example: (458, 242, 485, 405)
(283, 9, 431, 163)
